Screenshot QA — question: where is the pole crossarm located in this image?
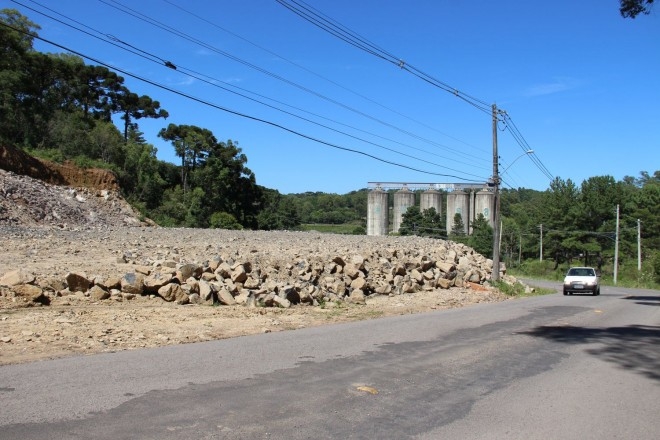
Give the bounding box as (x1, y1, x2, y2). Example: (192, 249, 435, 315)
(367, 182, 490, 191)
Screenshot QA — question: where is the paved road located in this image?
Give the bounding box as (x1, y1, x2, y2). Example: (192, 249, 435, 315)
(1, 282, 659, 439)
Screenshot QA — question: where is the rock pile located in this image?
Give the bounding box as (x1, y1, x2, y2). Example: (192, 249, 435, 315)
(0, 236, 504, 308)
(0, 153, 515, 311)
(0, 169, 148, 228)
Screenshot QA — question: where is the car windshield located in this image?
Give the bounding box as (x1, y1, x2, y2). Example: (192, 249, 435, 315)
(568, 268, 595, 276)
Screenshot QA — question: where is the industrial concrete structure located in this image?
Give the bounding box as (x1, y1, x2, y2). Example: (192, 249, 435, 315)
(392, 187, 416, 234)
(446, 190, 471, 235)
(420, 189, 443, 216)
(471, 189, 495, 231)
(366, 182, 494, 236)
(367, 187, 389, 236)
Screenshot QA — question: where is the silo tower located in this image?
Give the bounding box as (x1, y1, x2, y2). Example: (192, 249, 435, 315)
(367, 187, 389, 236)
(446, 190, 470, 235)
(393, 186, 415, 234)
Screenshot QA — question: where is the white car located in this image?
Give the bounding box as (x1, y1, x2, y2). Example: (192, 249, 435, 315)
(563, 266, 600, 296)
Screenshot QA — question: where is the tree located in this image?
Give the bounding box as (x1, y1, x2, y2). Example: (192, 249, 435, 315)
(468, 214, 493, 258)
(158, 124, 216, 192)
(620, 0, 655, 18)
(449, 213, 467, 242)
(0, 8, 40, 143)
(541, 177, 580, 268)
(114, 90, 168, 141)
(400, 206, 444, 238)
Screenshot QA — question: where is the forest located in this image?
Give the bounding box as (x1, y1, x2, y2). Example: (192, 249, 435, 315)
(1, 9, 659, 284)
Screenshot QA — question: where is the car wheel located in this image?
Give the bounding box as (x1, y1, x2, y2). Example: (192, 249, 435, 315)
(563, 289, 568, 296)
(595, 288, 601, 296)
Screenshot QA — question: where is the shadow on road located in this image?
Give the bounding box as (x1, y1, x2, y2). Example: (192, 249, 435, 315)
(521, 325, 660, 382)
(623, 295, 660, 307)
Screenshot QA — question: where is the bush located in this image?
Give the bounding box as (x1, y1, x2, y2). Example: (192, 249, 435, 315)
(652, 252, 660, 284)
(209, 212, 243, 230)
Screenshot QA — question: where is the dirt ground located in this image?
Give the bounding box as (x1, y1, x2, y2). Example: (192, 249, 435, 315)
(0, 225, 510, 366)
(0, 157, 512, 366)
(0, 285, 509, 366)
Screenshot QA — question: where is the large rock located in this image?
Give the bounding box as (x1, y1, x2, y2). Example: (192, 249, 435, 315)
(157, 283, 189, 304)
(231, 265, 248, 284)
(144, 271, 173, 292)
(12, 284, 50, 304)
(121, 272, 144, 295)
(0, 269, 35, 286)
(65, 272, 90, 292)
(198, 279, 213, 302)
(177, 263, 203, 282)
(216, 287, 237, 306)
(89, 285, 110, 301)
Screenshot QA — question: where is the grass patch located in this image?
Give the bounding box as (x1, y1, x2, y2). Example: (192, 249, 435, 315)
(509, 258, 660, 291)
(298, 223, 365, 235)
(491, 280, 555, 297)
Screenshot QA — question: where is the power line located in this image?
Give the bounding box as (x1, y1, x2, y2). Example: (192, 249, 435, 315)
(13, 0, 489, 179)
(0, 21, 487, 183)
(96, 0, 489, 167)
(276, 0, 492, 114)
(277, 0, 555, 183)
(500, 113, 554, 181)
(160, 0, 488, 158)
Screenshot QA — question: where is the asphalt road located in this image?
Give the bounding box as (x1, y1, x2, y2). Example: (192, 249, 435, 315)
(1, 282, 659, 439)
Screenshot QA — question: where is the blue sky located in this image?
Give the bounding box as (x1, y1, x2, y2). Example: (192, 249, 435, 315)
(4, 0, 659, 194)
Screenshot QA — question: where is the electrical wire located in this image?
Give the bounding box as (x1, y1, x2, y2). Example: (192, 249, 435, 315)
(277, 0, 556, 183)
(96, 0, 489, 167)
(276, 0, 492, 114)
(160, 0, 488, 158)
(0, 21, 488, 183)
(12, 0, 489, 179)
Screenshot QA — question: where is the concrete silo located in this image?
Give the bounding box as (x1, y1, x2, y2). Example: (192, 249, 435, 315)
(392, 187, 415, 234)
(420, 189, 442, 216)
(446, 190, 470, 235)
(367, 188, 389, 236)
(473, 189, 495, 228)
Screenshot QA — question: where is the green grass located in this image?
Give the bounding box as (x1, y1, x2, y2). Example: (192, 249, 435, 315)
(509, 259, 660, 290)
(297, 223, 365, 235)
(491, 280, 555, 297)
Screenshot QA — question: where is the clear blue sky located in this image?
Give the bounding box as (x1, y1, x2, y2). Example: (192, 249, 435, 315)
(5, 0, 659, 194)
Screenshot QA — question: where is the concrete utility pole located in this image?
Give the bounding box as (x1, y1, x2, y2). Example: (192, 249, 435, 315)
(614, 204, 620, 284)
(637, 219, 641, 271)
(491, 104, 501, 281)
(539, 224, 543, 262)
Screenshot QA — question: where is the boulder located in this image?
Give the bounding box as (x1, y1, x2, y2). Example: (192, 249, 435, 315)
(231, 265, 248, 284)
(12, 284, 50, 304)
(157, 283, 189, 304)
(435, 261, 456, 274)
(89, 285, 110, 301)
(143, 271, 173, 293)
(66, 272, 91, 292)
(348, 289, 366, 305)
(121, 272, 144, 295)
(0, 269, 35, 286)
(198, 279, 213, 302)
(216, 287, 237, 306)
(178, 263, 202, 281)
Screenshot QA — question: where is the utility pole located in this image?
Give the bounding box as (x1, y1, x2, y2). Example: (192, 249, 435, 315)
(637, 218, 641, 271)
(539, 224, 543, 262)
(491, 104, 501, 281)
(614, 204, 620, 285)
